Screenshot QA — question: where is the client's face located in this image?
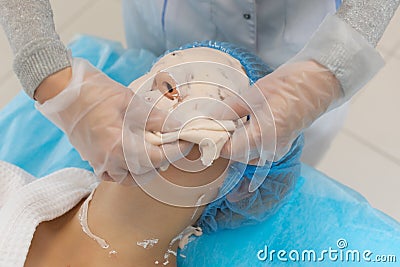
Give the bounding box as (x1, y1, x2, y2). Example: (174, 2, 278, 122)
(129, 47, 248, 113)
(127, 47, 250, 205)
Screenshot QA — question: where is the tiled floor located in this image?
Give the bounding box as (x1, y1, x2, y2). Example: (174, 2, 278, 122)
(0, 0, 399, 221)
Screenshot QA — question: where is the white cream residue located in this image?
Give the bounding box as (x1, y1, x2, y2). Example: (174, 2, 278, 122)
(108, 250, 118, 257)
(78, 189, 110, 249)
(136, 238, 159, 249)
(177, 226, 203, 249)
(161, 225, 203, 266)
(191, 194, 205, 220)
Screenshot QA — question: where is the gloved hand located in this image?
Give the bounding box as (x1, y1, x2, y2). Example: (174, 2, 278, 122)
(36, 58, 187, 184)
(216, 60, 342, 163)
(206, 14, 384, 192)
(218, 14, 387, 167)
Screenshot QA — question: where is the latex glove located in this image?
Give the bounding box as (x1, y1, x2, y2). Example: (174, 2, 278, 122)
(219, 14, 386, 166)
(36, 58, 186, 184)
(216, 60, 342, 164)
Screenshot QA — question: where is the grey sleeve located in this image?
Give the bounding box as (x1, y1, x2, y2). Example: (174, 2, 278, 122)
(0, 0, 71, 99)
(336, 0, 400, 47)
(289, 0, 400, 103)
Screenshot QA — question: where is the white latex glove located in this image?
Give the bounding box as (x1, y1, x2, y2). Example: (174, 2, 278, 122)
(36, 58, 186, 184)
(208, 14, 386, 193)
(214, 14, 385, 166)
(215, 60, 342, 163)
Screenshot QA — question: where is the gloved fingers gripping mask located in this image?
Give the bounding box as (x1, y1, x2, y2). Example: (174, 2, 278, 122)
(121, 43, 279, 210)
(205, 86, 277, 192)
(234, 60, 342, 161)
(36, 58, 184, 185)
(201, 44, 343, 166)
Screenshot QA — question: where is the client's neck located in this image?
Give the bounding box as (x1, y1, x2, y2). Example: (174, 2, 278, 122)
(78, 147, 228, 266)
(78, 178, 202, 266)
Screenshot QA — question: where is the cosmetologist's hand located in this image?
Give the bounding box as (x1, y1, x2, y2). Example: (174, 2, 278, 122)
(216, 60, 342, 164)
(35, 58, 187, 184)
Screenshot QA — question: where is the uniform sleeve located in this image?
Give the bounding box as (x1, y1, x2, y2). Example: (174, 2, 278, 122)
(337, 0, 400, 47)
(0, 0, 71, 99)
(289, 1, 399, 104)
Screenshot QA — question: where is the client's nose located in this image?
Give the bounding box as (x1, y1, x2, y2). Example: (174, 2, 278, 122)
(152, 71, 180, 100)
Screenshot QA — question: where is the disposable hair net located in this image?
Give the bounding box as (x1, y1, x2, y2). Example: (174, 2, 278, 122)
(159, 40, 274, 85)
(197, 136, 303, 233)
(159, 41, 303, 233)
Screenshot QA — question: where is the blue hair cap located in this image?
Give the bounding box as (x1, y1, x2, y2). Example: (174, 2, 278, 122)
(197, 135, 303, 233)
(161, 40, 274, 84)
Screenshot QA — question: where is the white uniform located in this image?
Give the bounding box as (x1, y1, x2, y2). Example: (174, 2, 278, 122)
(121, 0, 347, 165)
